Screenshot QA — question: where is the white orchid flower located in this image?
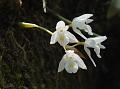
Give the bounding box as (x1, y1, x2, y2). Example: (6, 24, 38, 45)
(84, 36, 107, 66)
(50, 21, 78, 47)
(72, 14, 93, 39)
(58, 50, 87, 73)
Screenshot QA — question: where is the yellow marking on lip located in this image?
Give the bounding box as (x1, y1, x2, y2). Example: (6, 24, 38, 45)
(59, 34, 65, 41)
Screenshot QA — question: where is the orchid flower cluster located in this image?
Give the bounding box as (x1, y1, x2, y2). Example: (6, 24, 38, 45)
(20, 14, 107, 74)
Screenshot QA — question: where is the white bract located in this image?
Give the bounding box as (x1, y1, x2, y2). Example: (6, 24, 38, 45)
(72, 14, 93, 39)
(50, 21, 78, 47)
(84, 36, 107, 66)
(58, 50, 87, 73)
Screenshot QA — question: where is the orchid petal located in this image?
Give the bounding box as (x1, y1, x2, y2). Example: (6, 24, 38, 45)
(93, 36, 107, 44)
(73, 28, 87, 39)
(77, 14, 93, 20)
(85, 25, 93, 35)
(84, 46, 96, 67)
(73, 53, 87, 69)
(85, 38, 96, 48)
(50, 31, 58, 44)
(65, 61, 78, 73)
(56, 21, 65, 30)
(57, 34, 69, 46)
(86, 19, 93, 24)
(98, 44, 106, 49)
(58, 58, 65, 72)
(72, 17, 86, 29)
(64, 26, 69, 31)
(94, 45, 101, 58)
(65, 50, 74, 54)
(65, 31, 78, 43)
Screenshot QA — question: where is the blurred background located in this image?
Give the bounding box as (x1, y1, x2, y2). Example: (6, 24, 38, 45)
(0, 0, 120, 89)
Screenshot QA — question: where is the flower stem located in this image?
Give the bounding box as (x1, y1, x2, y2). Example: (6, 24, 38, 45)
(65, 42, 85, 49)
(72, 42, 85, 47)
(47, 8, 71, 24)
(19, 22, 53, 35)
(63, 46, 67, 51)
(36, 26, 53, 35)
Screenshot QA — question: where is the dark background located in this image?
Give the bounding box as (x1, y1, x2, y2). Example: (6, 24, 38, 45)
(0, 0, 120, 89)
